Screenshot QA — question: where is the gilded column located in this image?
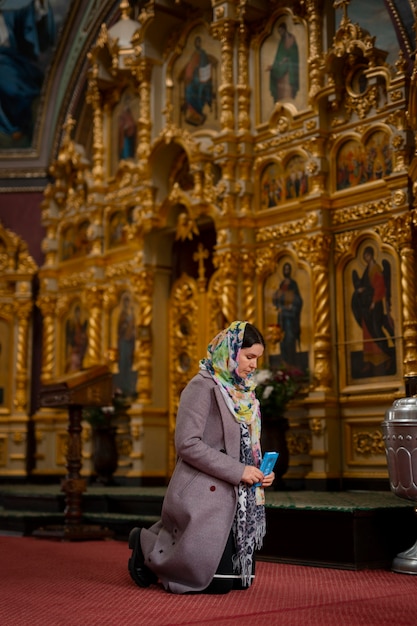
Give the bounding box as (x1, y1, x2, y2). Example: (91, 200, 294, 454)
(236, 21, 250, 134)
(86, 67, 105, 192)
(131, 266, 154, 403)
(211, 19, 236, 133)
(236, 21, 253, 217)
(389, 212, 417, 386)
(13, 299, 33, 413)
(102, 285, 118, 355)
(300, 234, 332, 391)
(40, 198, 59, 268)
(84, 286, 103, 367)
(37, 295, 57, 383)
(306, 0, 322, 99)
(241, 249, 257, 323)
(132, 58, 153, 178)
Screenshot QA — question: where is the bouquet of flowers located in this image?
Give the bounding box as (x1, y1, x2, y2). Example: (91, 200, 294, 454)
(253, 365, 307, 420)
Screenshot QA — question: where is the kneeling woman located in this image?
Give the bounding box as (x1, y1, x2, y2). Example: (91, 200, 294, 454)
(128, 320, 274, 594)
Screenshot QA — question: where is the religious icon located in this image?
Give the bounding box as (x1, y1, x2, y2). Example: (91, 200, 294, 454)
(284, 155, 308, 199)
(61, 225, 76, 261)
(65, 304, 88, 373)
(261, 164, 284, 209)
(272, 262, 303, 368)
(266, 22, 299, 103)
(109, 211, 127, 248)
(179, 35, 217, 127)
(264, 260, 310, 375)
(182, 35, 212, 125)
(118, 92, 136, 160)
(113, 291, 137, 398)
(336, 132, 392, 190)
(350, 246, 396, 378)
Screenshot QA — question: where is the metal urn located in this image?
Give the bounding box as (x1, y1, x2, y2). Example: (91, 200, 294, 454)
(382, 396, 417, 574)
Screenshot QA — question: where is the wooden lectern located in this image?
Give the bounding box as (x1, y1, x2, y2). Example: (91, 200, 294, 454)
(35, 365, 114, 540)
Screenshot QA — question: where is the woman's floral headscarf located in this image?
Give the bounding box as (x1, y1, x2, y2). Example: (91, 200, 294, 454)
(199, 320, 261, 466)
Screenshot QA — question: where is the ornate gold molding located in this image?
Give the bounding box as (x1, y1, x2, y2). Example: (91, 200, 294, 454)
(332, 198, 392, 226)
(287, 432, 312, 456)
(353, 430, 385, 455)
(212, 247, 239, 324)
(256, 213, 319, 243)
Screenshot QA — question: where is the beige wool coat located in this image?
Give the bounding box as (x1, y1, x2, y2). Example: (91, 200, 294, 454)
(140, 370, 246, 594)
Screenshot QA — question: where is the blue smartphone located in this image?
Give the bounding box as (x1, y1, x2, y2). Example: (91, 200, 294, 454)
(254, 451, 279, 487)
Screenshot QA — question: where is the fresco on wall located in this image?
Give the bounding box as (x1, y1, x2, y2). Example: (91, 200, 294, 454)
(343, 242, 398, 384)
(336, 131, 392, 190)
(259, 16, 307, 124)
(173, 26, 220, 131)
(0, 0, 70, 150)
(260, 156, 308, 209)
(263, 258, 311, 373)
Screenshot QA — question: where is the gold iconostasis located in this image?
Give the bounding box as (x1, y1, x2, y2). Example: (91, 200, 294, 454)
(0, 0, 416, 488)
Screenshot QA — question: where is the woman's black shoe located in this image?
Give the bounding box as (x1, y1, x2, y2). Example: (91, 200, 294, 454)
(128, 527, 158, 588)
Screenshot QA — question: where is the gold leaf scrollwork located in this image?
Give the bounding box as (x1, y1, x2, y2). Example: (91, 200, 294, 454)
(287, 432, 312, 456)
(212, 249, 239, 323)
(353, 430, 385, 455)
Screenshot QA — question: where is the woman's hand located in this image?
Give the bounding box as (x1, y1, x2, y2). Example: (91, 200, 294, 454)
(261, 471, 275, 488)
(241, 465, 264, 486)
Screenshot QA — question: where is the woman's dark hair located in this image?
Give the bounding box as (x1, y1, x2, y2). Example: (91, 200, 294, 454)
(242, 323, 265, 348)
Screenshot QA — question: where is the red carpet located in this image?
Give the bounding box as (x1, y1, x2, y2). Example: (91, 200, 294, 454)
(1, 536, 416, 625)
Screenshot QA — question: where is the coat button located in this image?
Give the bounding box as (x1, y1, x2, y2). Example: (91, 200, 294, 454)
(210, 485, 216, 491)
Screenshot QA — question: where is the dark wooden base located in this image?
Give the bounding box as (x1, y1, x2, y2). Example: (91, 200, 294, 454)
(259, 506, 417, 570)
